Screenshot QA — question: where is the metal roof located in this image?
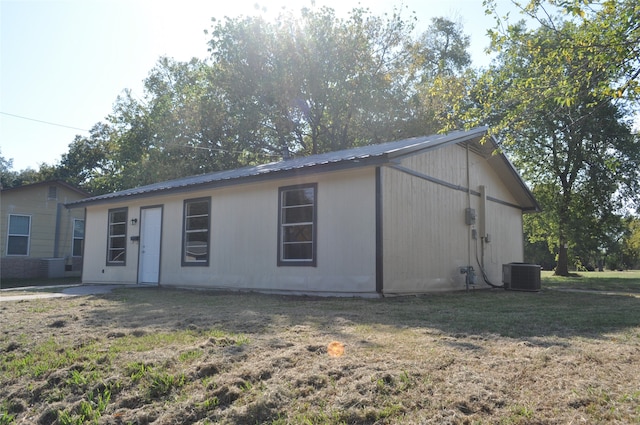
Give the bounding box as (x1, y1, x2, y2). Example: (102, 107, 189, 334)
(1, 179, 91, 197)
(66, 127, 537, 211)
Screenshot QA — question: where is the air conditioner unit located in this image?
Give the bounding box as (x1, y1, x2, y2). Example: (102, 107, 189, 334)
(40, 258, 66, 279)
(502, 263, 541, 292)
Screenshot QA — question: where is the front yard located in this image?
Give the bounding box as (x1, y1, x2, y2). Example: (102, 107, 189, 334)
(1, 272, 639, 424)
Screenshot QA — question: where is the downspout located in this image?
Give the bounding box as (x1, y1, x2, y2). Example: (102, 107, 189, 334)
(80, 207, 87, 283)
(479, 185, 487, 269)
(466, 143, 472, 269)
(375, 166, 384, 296)
(53, 202, 63, 258)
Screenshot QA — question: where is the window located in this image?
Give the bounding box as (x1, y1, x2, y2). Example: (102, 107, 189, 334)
(182, 198, 210, 265)
(72, 219, 84, 257)
(107, 208, 127, 265)
(278, 184, 317, 266)
(7, 214, 31, 256)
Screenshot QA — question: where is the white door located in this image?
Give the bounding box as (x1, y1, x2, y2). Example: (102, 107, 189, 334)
(139, 207, 162, 284)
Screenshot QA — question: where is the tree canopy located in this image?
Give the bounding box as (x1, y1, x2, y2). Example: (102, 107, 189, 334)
(16, 7, 470, 194)
(3, 2, 638, 272)
(465, 0, 640, 274)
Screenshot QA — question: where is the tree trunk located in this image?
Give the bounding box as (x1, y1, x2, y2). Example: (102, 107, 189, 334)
(555, 192, 571, 276)
(555, 242, 569, 276)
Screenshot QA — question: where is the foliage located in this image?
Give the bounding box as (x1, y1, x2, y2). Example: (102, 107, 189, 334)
(199, 7, 436, 155)
(483, 0, 640, 109)
(9, 7, 472, 194)
(0, 148, 55, 189)
(0, 148, 15, 189)
(621, 217, 640, 268)
(465, 0, 640, 275)
(411, 18, 476, 133)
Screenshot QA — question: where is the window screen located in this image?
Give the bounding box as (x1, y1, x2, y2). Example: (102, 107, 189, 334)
(182, 198, 210, 265)
(278, 184, 317, 266)
(107, 208, 127, 265)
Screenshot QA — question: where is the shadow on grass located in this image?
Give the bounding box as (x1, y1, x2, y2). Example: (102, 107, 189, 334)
(0, 277, 81, 290)
(84, 285, 640, 342)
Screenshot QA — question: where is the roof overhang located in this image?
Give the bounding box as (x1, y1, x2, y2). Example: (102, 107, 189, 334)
(66, 127, 539, 212)
(463, 134, 540, 213)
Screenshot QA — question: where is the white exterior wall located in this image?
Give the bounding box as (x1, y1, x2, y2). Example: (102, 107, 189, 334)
(82, 168, 378, 295)
(382, 144, 525, 293)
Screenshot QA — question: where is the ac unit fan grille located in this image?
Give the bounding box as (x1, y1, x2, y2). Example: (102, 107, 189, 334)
(502, 263, 541, 292)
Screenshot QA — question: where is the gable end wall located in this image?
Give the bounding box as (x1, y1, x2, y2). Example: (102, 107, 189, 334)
(381, 143, 525, 293)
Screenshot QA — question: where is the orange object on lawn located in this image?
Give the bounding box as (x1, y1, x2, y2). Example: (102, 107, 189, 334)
(327, 341, 345, 357)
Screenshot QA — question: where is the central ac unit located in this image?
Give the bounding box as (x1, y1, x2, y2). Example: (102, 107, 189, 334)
(502, 263, 541, 292)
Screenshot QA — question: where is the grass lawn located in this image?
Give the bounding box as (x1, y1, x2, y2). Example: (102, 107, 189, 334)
(541, 269, 640, 293)
(1, 272, 639, 424)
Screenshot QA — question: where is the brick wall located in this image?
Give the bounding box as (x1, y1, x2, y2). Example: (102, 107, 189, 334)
(1, 257, 44, 279)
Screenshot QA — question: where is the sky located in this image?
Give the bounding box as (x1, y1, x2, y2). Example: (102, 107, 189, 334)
(0, 0, 513, 171)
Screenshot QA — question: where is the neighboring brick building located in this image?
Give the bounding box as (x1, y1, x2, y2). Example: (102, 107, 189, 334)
(1, 180, 89, 280)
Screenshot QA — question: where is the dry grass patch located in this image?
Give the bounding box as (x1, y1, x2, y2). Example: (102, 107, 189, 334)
(1, 283, 639, 424)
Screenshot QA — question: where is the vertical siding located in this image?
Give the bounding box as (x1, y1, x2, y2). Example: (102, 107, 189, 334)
(82, 168, 378, 295)
(382, 144, 525, 293)
(83, 203, 135, 284)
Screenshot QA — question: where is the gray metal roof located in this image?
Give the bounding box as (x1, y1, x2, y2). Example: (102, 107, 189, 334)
(68, 127, 538, 210)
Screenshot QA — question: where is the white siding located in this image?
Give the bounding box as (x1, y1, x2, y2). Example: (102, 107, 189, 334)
(82, 168, 378, 295)
(382, 144, 525, 293)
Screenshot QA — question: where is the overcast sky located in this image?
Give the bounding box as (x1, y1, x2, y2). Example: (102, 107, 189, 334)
(1, 0, 513, 171)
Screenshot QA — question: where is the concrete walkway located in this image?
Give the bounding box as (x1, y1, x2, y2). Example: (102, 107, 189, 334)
(550, 287, 640, 298)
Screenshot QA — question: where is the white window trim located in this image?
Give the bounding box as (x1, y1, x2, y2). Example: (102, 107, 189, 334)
(72, 218, 84, 257)
(6, 214, 32, 256)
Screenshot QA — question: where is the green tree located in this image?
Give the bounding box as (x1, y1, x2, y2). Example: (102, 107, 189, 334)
(45, 7, 474, 192)
(55, 122, 115, 194)
(414, 17, 471, 80)
(206, 7, 425, 157)
(411, 18, 476, 133)
(484, 0, 640, 105)
(466, 1, 640, 275)
(0, 148, 16, 189)
(621, 217, 640, 269)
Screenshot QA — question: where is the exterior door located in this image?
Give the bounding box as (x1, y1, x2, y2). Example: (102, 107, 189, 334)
(139, 207, 162, 284)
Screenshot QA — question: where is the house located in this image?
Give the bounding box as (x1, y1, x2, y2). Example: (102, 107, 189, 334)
(1, 180, 89, 279)
(68, 127, 539, 296)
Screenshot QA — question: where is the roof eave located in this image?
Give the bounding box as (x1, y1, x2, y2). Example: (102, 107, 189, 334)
(66, 154, 390, 208)
(478, 136, 541, 213)
(386, 126, 490, 160)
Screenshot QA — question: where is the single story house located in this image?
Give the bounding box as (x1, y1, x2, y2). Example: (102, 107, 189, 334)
(1, 180, 88, 279)
(68, 127, 539, 296)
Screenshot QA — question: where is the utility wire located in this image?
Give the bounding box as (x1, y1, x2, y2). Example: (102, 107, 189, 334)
(0, 111, 90, 132)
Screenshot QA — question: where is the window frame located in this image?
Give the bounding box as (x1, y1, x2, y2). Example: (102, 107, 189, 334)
(277, 183, 317, 267)
(106, 207, 127, 266)
(6, 214, 31, 256)
(181, 197, 211, 267)
(72, 218, 85, 257)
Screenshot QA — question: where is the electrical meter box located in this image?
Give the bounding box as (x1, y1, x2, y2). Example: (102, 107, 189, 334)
(465, 207, 476, 225)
